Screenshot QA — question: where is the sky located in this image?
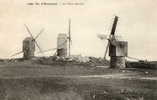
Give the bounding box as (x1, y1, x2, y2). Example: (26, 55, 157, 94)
(0, 0, 157, 60)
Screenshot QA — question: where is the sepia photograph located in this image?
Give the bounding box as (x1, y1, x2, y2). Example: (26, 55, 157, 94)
(0, 0, 157, 100)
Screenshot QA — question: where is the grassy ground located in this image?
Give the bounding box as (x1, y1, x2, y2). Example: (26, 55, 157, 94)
(0, 62, 157, 100)
(0, 76, 156, 100)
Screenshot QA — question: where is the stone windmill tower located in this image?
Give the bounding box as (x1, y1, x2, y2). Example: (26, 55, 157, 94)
(57, 19, 72, 57)
(57, 33, 68, 57)
(22, 37, 35, 59)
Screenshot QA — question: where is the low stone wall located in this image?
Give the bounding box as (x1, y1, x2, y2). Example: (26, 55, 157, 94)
(110, 56, 126, 68)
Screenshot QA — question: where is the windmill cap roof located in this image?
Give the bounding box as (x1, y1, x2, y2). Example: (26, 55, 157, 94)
(23, 37, 34, 41)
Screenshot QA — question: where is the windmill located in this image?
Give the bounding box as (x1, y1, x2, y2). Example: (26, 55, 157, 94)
(98, 16, 128, 68)
(36, 19, 72, 57)
(11, 24, 44, 59)
(56, 19, 72, 57)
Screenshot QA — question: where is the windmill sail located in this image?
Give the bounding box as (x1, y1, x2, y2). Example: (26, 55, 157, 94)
(24, 24, 34, 38)
(68, 19, 72, 56)
(104, 16, 119, 59)
(35, 28, 44, 40)
(11, 51, 23, 57)
(110, 16, 118, 36)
